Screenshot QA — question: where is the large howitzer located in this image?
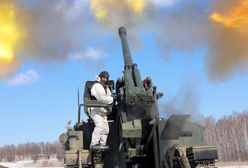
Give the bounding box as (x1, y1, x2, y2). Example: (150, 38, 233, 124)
(59, 27, 218, 168)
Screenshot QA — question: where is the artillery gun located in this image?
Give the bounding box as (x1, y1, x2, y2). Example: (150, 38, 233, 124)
(59, 27, 218, 168)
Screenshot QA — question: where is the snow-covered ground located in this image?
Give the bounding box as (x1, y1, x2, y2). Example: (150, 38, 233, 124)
(1, 160, 248, 168)
(223, 165, 248, 168)
(0, 159, 63, 168)
(219, 166, 248, 168)
(217, 162, 248, 168)
(217, 166, 248, 168)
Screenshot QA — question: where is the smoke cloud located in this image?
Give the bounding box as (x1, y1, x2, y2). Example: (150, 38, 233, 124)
(1, 0, 108, 80)
(207, 0, 248, 81)
(150, 1, 210, 59)
(162, 81, 204, 122)
(150, 0, 248, 81)
(14, 0, 87, 62)
(207, 26, 248, 81)
(0, 61, 19, 78)
(1, 0, 248, 82)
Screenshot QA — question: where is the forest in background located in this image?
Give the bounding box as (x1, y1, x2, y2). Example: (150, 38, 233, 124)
(0, 111, 247, 162)
(204, 111, 248, 162)
(0, 141, 64, 162)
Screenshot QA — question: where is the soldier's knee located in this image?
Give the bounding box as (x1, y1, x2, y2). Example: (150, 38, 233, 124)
(102, 126, 109, 134)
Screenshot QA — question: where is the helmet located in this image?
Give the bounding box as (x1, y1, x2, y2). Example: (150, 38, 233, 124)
(99, 71, 109, 78)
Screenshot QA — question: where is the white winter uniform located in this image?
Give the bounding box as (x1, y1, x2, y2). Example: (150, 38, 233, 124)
(90, 81, 113, 146)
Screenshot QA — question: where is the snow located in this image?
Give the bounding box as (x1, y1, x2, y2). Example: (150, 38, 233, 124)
(220, 167, 248, 168)
(1, 160, 248, 168)
(0, 159, 63, 168)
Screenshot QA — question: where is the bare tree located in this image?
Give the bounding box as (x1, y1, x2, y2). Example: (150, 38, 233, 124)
(204, 111, 248, 162)
(0, 144, 16, 162)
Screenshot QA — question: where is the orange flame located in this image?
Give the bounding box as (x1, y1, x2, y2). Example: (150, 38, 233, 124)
(207, 0, 248, 81)
(210, 0, 248, 32)
(0, 0, 21, 78)
(0, 1, 20, 64)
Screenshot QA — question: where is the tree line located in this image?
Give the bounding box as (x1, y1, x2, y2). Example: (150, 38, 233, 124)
(0, 111, 247, 162)
(0, 141, 64, 162)
(204, 111, 248, 161)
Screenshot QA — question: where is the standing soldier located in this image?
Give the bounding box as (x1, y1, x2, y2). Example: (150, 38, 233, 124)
(90, 71, 113, 147)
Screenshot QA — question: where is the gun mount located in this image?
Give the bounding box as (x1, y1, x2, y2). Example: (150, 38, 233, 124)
(59, 27, 218, 168)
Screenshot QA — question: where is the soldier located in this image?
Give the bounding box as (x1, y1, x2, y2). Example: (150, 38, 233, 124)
(90, 71, 113, 147)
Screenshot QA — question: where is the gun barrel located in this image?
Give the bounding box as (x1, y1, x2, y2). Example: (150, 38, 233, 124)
(118, 27, 133, 66)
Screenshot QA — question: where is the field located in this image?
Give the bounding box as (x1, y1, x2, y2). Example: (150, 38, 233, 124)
(0, 159, 63, 168)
